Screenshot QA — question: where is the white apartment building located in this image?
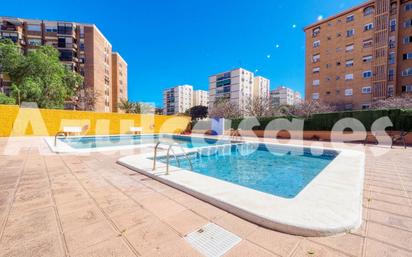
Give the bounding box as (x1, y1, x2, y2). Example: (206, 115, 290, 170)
(209, 68, 270, 114)
(253, 76, 270, 100)
(270, 86, 303, 107)
(193, 90, 209, 107)
(163, 85, 193, 115)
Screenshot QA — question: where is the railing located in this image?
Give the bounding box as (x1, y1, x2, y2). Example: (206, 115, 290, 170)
(152, 142, 193, 175)
(54, 132, 67, 146)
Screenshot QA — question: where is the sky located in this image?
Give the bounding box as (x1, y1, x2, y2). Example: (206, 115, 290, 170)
(3, 0, 365, 107)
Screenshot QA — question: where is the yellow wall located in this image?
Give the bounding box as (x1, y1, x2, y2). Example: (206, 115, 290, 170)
(0, 105, 191, 137)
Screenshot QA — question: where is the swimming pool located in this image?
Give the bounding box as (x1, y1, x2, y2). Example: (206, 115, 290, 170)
(157, 144, 338, 198)
(58, 134, 231, 149)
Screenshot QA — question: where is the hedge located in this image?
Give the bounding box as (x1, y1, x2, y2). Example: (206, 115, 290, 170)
(230, 109, 412, 131)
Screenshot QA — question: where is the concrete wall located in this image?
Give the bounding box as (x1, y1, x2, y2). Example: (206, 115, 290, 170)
(0, 105, 190, 137)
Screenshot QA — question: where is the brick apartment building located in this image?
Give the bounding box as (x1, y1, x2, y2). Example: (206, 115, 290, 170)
(305, 0, 412, 110)
(0, 16, 128, 112)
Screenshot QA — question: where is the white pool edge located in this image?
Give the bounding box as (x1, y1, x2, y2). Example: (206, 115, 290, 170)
(117, 142, 365, 237)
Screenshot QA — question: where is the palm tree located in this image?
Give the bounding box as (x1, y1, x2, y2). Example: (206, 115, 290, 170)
(118, 99, 135, 113)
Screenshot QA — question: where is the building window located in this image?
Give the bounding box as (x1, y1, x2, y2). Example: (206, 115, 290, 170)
(345, 89, 353, 96)
(346, 59, 354, 67)
(404, 19, 412, 28)
(363, 70, 372, 78)
(363, 55, 373, 63)
(405, 3, 412, 11)
(401, 68, 412, 76)
(313, 27, 320, 37)
(27, 24, 41, 32)
(313, 40, 320, 48)
(346, 44, 354, 52)
(364, 23, 374, 31)
(363, 38, 373, 48)
(312, 79, 320, 86)
(45, 26, 57, 33)
(362, 104, 371, 110)
(403, 52, 412, 60)
(389, 52, 396, 64)
(362, 86, 372, 94)
(388, 85, 394, 96)
(27, 38, 42, 46)
(345, 74, 354, 80)
(346, 29, 355, 37)
(389, 69, 395, 81)
(312, 54, 320, 63)
(346, 15, 355, 22)
(390, 19, 396, 32)
(404, 36, 412, 44)
(312, 67, 320, 74)
(312, 93, 319, 100)
(389, 36, 396, 48)
(364, 6, 374, 16)
(402, 85, 412, 92)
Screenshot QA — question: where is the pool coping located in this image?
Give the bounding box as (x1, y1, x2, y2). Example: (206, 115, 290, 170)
(117, 141, 365, 237)
(44, 133, 238, 153)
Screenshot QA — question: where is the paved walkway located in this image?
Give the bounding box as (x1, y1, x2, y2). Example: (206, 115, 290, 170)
(0, 137, 411, 257)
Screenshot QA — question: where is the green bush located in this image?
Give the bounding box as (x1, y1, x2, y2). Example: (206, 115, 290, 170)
(229, 109, 412, 131)
(0, 93, 16, 105)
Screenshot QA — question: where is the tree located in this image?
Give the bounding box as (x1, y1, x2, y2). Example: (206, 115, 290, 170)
(243, 96, 271, 117)
(118, 99, 155, 114)
(186, 105, 208, 121)
(0, 93, 16, 105)
(209, 99, 241, 119)
(371, 95, 412, 109)
(0, 41, 83, 109)
(118, 99, 135, 113)
(291, 101, 336, 119)
(72, 87, 100, 111)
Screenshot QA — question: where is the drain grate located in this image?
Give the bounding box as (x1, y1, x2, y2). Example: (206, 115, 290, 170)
(184, 223, 241, 257)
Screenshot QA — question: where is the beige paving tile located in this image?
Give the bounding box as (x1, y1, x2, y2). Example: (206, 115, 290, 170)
(214, 213, 258, 238)
(188, 200, 227, 221)
(0, 232, 64, 257)
(364, 238, 412, 257)
(224, 240, 277, 257)
(140, 194, 186, 220)
(124, 217, 181, 253)
(111, 206, 153, 231)
(367, 222, 412, 251)
(1, 207, 59, 249)
(309, 233, 363, 257)
(143, 238, 203, 257)
(162, 209, 208, 236)
(101, 199, 140, 218)
(368, 199, 412, 218)
(60, 205, 106, 231)
(71, 237, 136, 257)
(368, 209, 412, 232)
(291, 239, 350, 257)
(247, 227, 301, 256)
(64, 220, 117, 254)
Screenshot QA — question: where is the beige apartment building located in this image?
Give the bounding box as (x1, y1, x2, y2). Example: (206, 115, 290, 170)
(163, 85, 194, 115)
(305, 0, 412, 110)
(270, 86, 302, 107)
(193, 90, 209, 107)
(0, 16, 128, 112)
(208, 68, 270, 114)
(111, 53, 128, 112)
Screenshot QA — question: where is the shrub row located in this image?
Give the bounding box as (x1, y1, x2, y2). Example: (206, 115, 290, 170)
(230, 109, 412, 131)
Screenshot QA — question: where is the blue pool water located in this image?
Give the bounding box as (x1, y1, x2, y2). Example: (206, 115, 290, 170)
(158, 144, 338, 199)
(61, 134, 231, 149)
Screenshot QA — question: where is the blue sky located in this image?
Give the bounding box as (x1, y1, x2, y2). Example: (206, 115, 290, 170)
(4, 0, 365, 106)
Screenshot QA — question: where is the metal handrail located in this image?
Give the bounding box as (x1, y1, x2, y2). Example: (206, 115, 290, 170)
(152, 141, 193, 175)
(54, 132, 67, 146)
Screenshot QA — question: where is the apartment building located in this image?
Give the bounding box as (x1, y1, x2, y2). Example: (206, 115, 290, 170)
(163, 85, 194, 115)
(270, 86, 302, 107)
(193, 90, 209, 107)
(253, 76, 271, 100)
(305, 0, 412, 110)
(208, 68, 270, 113)
(111, 53, 128, 112)
(0, 16, 128, 112)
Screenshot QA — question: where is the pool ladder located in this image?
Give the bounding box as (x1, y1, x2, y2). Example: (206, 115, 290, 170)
(152, 142, 193, 175)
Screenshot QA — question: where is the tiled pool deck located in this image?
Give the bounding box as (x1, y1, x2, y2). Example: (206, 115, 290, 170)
(0, 137, 411, 257)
